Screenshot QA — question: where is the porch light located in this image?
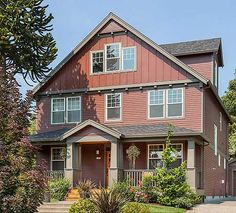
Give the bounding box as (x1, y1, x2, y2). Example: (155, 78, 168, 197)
(96, 149, 100, 155)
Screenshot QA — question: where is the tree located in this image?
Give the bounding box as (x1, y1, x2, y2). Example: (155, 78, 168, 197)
(126, 144, 140, 169)
(0, 71, 47, 213)
(0, 0, 57, 82)
(153, 126, 200, 208)
(222, 71, 236, 158)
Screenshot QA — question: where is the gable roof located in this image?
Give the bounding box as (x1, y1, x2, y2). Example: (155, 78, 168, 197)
(33, 12, 209, 95)
(160, 38, 223, 66)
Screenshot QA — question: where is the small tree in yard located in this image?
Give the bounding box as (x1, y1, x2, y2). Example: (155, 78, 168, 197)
(153, 125, 200, 209)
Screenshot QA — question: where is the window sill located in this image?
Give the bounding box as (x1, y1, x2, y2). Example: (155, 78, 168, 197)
(147, 116, 184, 121)
(90, 69, 136, 76)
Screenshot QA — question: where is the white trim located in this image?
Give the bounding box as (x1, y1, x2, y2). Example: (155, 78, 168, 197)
(218, 154, 221, 167)
(66, 96, 82, 124)
(147, 89, 165, 119)
(220, 112, 222, 132)
(224, 157, 226, 170)
(105, 93, 122, 122)
(121, 46, 137, 71)
(166, 88, 184, 118)
(50, 147, 65, 171)
(214, 123, 218, 156)
(90, 50, 104, 74)
(51, 97, 66, 124)
(104, 43, 122, 72)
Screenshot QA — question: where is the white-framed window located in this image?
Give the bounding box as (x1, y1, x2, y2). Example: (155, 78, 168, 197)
(51, 98, 65, 124)
(148, 144, 164, 169)
(67, 97, 81, 123)
(106, 93, 121, 121)
(220, 112, 222, 131)
(122, 47, 136, 70)
(148, 90, 165, 118)
(105, 43, 121, 71)
(170, 144, 183, 168)
(51, 147, 65, 171)
(214, 124, 218, 156)
(218, 154, 221, 167)
(167, 88, 183, 118)
(91, 50, 104, 73)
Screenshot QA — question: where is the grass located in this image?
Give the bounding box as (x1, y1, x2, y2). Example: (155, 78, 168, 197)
(145, 204, 186, 213)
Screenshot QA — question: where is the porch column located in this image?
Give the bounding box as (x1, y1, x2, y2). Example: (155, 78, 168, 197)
(109, 139, 121, 187)
(65, 142, 81, 186)
(187, 138, 196, 191)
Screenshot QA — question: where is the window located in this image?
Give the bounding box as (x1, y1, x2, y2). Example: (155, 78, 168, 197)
(106, 93, 121, 121)
(170, 144, 183, 168)
(167, 88, 183, 117)
(91, 51, 104, 73)
(51, 98, 65, 124)
(67, 97, 81, 123)
(105, 43, 121, 71)
(214, 124, 218, 156)
(122, 47, 136, 70)
(220, 112, 222, 131)
(218, 154, 221, 167)
(148, 90, 164, 118)
(51, 147, 65, 171)
(148, 144, 164, 169)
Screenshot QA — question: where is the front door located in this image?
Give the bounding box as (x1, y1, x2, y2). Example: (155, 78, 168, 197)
(106, 151, 111, 187)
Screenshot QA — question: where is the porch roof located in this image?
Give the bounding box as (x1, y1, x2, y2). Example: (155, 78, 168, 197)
(30, 121, 202, 143)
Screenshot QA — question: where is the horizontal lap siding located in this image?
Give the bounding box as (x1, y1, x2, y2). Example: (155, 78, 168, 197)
(37, 84, 202, 133)
(40, 32, 194, 93)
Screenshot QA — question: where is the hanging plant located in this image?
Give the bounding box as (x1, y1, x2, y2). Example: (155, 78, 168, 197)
(126, 144, 140, 169)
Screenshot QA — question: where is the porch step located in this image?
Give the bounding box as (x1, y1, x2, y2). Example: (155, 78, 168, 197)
(66, 188, 80, 201)
(37, 201, 74, 213)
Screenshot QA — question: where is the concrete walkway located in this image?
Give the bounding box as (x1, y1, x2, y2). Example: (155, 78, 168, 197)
(187, 197, 236, 213)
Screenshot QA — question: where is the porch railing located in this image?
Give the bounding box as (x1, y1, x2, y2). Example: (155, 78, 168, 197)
(45, 170, 65, 179)
(123, 169, 156, 187)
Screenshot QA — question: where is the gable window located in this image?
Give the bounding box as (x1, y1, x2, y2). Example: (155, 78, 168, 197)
(51, 98, 65, 124)
(214, 124, 218, 156)
(167, 88, 183, 117)
(67, 97, 81, 123)
(122, 47, 136, 70)
(51, 147, 65, 171)
(106, 93, 121, 121)
(91, 51, 104, 73)
(148, 90, 164, 118)
(148, 144, 164, 169)
(105, 43, 121, 71)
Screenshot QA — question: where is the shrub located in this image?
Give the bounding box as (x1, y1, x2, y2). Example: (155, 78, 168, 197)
(49, 178, 71, 201)
(69, 199, 95, 213)
(122, 202, 150, 213)
(112, 181, 136, 201)
(134, 190, 149, 203)
(141, 175, 157, 203)
(91, 188, 127, 213)
(76, 179, 95, 199)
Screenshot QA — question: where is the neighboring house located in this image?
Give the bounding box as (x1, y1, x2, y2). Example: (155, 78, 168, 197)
(30, 13, 231, 197)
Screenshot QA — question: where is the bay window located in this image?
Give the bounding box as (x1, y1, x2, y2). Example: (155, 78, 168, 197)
(51, 98, 65, 124)
(167, 88, 183, 117)
(148, 90, 164, 118)
(105, 43, 121, 71)
(67, 97, 81, 123)
(51, 147, 65, 171)
(106, 93, 121, 121)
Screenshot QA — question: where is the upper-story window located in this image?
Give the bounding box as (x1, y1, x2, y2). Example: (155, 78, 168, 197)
(51, 97, 81, 124)
(148, 88, 184, 119)
(167, 88, 183, 118)
(67, 97, 81, 123)
(91, 43, 136, 74)
(122, 47, 136, 70)
(106, 93, 121, 121)
(52, 98, 65, 124)
(91, 51, 104, 73)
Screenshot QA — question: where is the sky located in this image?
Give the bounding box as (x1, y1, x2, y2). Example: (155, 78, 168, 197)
(18, 0, 236, 96)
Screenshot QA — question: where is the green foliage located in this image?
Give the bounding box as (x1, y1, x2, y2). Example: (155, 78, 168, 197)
(0, 71, 47, 213)
(140, 175, 157, 203)
(153, 125, 200, 208)
(126, 144, 140, 169)
(112, 181, 136, 201)
(49, 178, 71, 201)
(0, 0, 57, 82)
(90, 188, 128, 213)
(76, 179, 95, 199)
(69, 199, 95, 213)
(222, 71, 236, 158)
(28, 117, 37, 135)
(122, 202, 151, 213)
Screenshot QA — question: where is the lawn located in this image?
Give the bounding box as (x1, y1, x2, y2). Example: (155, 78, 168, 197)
(146, 204, 186, 213)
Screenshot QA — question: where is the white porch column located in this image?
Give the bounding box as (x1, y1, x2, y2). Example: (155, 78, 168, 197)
(65, 142, 81, 186)
(187, 138, 196, 191)
(109, 139, 120, 187)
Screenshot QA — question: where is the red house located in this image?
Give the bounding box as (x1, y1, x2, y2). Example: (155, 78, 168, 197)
(30, 13, 231, 197)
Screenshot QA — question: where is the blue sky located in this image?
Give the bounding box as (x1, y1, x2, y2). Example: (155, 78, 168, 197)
(19, 0, 236, 96)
